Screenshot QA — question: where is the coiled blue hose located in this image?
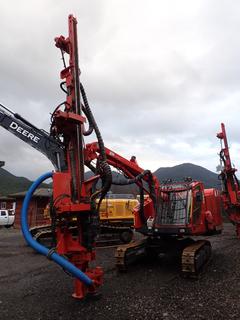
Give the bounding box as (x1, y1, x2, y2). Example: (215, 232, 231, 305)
(21, 171, 93, 287)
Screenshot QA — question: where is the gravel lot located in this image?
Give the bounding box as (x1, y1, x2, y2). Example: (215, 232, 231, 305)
(0, 224, 239, 320)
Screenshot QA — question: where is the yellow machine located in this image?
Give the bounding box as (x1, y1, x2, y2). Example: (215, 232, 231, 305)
(97, 194, 138, 243)
(44, 194, 138, 224)
(36, 194, 138, 244)
(99, 195, 138, 223)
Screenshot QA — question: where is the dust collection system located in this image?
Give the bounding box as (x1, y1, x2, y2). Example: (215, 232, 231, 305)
(0, 15, 240, 300)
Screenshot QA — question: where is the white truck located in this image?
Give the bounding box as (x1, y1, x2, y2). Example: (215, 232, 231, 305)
(0, 209, 15, 228)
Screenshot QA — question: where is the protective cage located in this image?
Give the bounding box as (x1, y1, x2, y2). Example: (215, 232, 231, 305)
(155, 186, 192, 226)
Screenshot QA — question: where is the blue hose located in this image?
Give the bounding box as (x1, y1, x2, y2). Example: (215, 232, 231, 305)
(21, 171, 93, 287)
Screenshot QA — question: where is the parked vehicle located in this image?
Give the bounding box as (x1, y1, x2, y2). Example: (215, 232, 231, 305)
(0, 209, 15, 228)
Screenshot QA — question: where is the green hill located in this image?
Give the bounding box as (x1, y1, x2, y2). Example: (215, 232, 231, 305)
(0, 163, 221, 196)
(154, 163, 220, 189)
(0, 168, 49, 196)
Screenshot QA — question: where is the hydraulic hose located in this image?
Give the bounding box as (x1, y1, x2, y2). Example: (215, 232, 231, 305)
(80, 82, 112, 207)
(21, 171, 93, 287)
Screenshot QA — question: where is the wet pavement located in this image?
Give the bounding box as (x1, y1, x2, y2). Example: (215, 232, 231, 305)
(0, 224, 239, 320)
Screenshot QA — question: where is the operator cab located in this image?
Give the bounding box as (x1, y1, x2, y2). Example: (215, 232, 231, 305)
(152, 178, 207, 236)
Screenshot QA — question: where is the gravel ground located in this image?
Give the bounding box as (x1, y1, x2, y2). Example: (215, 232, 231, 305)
(0, 224, 239, 320)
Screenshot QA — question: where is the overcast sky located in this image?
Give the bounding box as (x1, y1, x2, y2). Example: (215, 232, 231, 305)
(0, 0, 240, 180)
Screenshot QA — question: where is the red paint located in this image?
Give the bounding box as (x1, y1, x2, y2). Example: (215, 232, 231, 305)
(52, 15, 103, 299)
(217, 123, 240, 237)
(85, 143, 223, 236)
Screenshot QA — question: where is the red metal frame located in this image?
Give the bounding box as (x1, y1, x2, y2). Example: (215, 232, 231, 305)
(217, 123, 240, 237)
(85, 142, 223, 236)
(48, 16, 227, 299)
(52, 15, 103, 299)
(85, 141, 160, 193)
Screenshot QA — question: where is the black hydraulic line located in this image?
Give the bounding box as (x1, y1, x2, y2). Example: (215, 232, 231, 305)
(139, 183, 147, 225)
(51, 102, 68, 122)
(60, 49, 67, 69)
(80, 83, 112, 207)
(147, 175, 158, 215)
(60, 82, 68, 95)
(219, 150, 226, 166)
(49, 101, 72, 141)
(234, 173, 240, 189)
(85, 162, 97, 174)
(94, 160, 112, 212)
(219, 150, 240, 192)
(81, 104, 94, 136)
(112, 170, 152, 185)
(112, 169, 157, 212)
(80, 83, 107, 161)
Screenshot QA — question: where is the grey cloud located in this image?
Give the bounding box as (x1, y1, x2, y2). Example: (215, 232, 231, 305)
(0, 0, 240, 180)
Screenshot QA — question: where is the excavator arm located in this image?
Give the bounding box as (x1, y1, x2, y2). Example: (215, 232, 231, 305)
(0, 103, 66, 171)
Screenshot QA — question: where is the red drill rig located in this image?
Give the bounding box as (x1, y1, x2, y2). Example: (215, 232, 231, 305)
(0, 15, 229, 299)
(85, 142, 223, 275)
(217, 123, 240, 237)
(0, 15, 112, 299)
(49, 15, 113, 299)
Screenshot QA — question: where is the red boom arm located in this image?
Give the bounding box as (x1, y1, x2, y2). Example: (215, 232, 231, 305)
(85, 141, 160, 231)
